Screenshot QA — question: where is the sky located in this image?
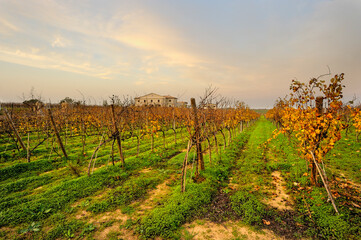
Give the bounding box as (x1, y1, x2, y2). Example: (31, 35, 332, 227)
(0, 0, 360, 108)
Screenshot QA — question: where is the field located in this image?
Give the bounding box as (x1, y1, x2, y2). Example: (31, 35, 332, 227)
(1, 104, 361, 240)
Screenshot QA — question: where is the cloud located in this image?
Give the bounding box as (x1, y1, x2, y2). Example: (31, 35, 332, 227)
(0, 1, 206, 76)
(110, 10, 207, 68)
(0, 17, 19, 35)
(51, 35, 70, 48)
(0, 46, 115, 79)
(0, 0, 360, 108)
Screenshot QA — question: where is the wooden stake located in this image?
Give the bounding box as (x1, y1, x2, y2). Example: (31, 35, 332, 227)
(48, 108, 68, 159)
(27, 132, 30, 162)
(3, 108, 26, 151)
(310, 151, 339, 215)
(111, 104, 125, 167)
(316, 96, 324, 115)
(311, 96, 324, 186)
(220, 129, 227, 150)
(181, 139, 192, 192)
(206, 137, 212, 166)
(191, 98, 204, 175)
(88, 134, 112, 176)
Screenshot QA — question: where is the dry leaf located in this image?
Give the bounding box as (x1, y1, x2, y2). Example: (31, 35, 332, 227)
(262, 219, 271, 225)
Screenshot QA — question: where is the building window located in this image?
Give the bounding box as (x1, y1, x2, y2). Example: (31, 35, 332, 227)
(151, 100, 153, 102)
(144, 100, 146, 102)
(138, 100, 140, 102)
(169, 100, 171, 102)
(158, 100, 160, 102)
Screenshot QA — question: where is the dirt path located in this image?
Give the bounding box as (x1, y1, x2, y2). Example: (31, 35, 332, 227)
(265, 171, 294, 211)
(183, 220, 284, 240)
(91, 208, 133, 240)
(133, 177, 173, 214)
(90, 172, 176, 239)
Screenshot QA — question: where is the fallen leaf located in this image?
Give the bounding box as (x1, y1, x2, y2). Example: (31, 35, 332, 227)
(262, 219, 271, 225)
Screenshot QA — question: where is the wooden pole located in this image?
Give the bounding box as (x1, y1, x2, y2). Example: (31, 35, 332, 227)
(191, 98, 204, 175)
(181, 139, 192, 192)
(311, 96, 324, 186)
(173, 110, 177, 145)
(3, 108, 27, 151)
(88, 135, 112, 176)
(27, 132, 30, 162)
(310, 151, 339, 214)
(220, 129, 227, 150)
(111, 104, 125, 167)
(206, 137, 212, 166)
(316, 96, 324, 115)
(48, 108, 68, 159)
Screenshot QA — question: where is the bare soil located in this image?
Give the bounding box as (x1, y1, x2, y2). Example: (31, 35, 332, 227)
(183, 220, 283, 240)
(265, 171, 294, 211)
(133, 176, 174, 215)
(92, 222, 139, 240)
(190, 187, 305, 240)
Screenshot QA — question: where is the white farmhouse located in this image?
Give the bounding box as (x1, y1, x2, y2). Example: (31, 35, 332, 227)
(134, 93, 178, 107)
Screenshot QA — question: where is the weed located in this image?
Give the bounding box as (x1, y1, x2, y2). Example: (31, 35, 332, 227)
(19, 222, 41, 234)
(231, 191, 266, 225)
(64, 228, 75, 239)
(182, 229, 198, 240)
(79, 223, 96, 237)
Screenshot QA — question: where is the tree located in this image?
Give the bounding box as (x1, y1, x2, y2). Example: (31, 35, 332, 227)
(59, 97, 75, 105)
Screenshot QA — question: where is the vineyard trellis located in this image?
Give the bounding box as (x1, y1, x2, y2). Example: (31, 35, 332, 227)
(0, 99, 259, 193)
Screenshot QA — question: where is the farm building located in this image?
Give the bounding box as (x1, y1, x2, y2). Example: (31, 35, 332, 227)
(134, 93, 178, 107)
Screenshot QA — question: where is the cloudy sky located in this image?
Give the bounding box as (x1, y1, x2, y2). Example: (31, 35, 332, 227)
(0, 0, 360, 108)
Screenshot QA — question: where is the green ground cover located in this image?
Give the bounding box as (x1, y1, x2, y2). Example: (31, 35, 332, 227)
(1, 117, 361, 240)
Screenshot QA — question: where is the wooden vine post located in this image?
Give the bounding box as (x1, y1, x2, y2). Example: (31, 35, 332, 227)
(3, 108, 27, 151)
(310, 151, 339, 214)
(191, 98, 204, 177)
(48, 108, 68, 159)
(311, 96, 339, 214)
(181, 139, 192, 192)
(310, 96, 323, 186)
(111, 104, 125, 167)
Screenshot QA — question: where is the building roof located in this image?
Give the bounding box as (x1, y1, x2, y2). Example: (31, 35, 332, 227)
(135, 93, 177, 99)
(163, 95, 177, 99)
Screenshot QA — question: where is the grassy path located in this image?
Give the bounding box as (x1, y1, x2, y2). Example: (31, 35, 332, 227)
(231, 116, 275, 192)
(181, 117, 296, 240)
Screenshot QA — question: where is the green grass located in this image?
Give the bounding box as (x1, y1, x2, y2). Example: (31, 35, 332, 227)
(136, 128, 251, 239)
(324, 128, 361, 182)
(229, 117, 274, 225)
(2, 117, 360, 240)
(86, 171, 166, 214)
(0, 123, 240, 239)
